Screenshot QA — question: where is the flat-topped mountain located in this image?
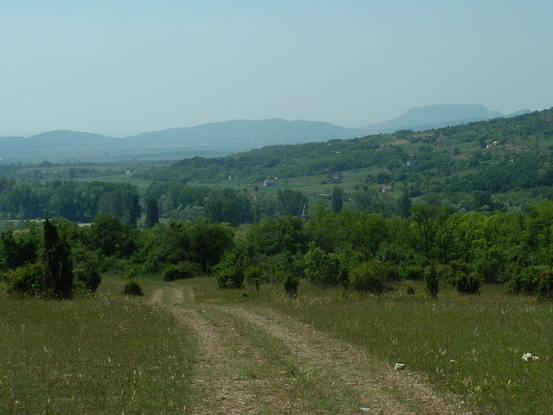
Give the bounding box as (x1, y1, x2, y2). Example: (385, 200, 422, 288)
(361, 104, 530, 133)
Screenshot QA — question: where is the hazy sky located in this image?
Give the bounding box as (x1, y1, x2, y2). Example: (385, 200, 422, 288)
(2, 0, 553, 137)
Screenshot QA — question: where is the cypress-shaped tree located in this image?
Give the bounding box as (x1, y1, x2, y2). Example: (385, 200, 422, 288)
(145, 196, 160, 229)
(43, 219, 73, 299)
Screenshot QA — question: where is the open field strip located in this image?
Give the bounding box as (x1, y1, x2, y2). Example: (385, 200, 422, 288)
(3, 275, 552, 414)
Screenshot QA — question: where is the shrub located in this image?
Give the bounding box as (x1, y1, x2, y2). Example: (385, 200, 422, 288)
(402, 264, 424, 280)
(244, 265, 263, 294)
(75, 265, 102, 293)
(406, 286, 415, 296)
(537, 270, 553, 299)
(304, 243, 347, 287)
(213, 252, 244, 289)
(507, 266, 543, 295)
(162, 262, 199, 282)
(424, 265, 439, 298)
(123, 281, 143, 296)
(453, 271, 482, 294)
(349, 260, 389, 293)
(508, 266, 553, 298)
(284, 275, 299, 297)
(5, 263, 45, 298)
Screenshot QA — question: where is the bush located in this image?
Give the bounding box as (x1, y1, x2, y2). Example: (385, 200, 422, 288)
(424, 265, 439, 298)
(406, 286, 415, 296)
(75, 265, 102, 293)
(162, 262, 199, 282)
(349, 260, 389, 293)
(402, 264, 424, 280)
(537, 270, 553, 299)
(213, 252, 244, 289)
(123, 281, 143, 296)
(453, 271, 482, 294)
(5, 263, 45, 298)
(283, 275, 299, 297)
(508, 266, 552, 297)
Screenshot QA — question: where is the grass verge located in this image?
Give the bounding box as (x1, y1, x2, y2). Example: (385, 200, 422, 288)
(0, 277, 196, 414)
(191, 277, 553, 415)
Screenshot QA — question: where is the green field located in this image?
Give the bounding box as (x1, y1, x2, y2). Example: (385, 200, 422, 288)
(2, 275, 552, 414)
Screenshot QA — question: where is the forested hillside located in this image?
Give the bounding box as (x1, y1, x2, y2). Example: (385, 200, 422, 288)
(139, 108, 553, 195)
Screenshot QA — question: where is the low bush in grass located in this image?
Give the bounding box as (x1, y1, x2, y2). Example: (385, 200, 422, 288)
(349, 259, 389, 293)
(401, 264, 424, 280)
(74, 264, 102, 294)
(122, 281, 143, 296)
(452, 271, 482, 294)
(424, 265, 439, 298)
(284, 275, 299, 296)
(508, 266, 553, 299)
(213, 252, 244, 289)
(4, 263, 44, 298)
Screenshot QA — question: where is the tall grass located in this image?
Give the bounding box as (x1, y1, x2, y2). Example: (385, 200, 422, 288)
(0, 278, 196, 414)
(197, 278, 553, 415)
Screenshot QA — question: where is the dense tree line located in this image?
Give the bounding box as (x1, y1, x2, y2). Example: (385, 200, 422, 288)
(3, 200, 553, 299)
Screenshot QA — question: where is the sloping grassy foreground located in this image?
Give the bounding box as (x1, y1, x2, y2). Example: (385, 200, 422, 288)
(194, 279, 553, 415)
(0, 278, 195, 414)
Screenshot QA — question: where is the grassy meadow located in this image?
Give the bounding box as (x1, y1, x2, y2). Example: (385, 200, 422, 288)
(2, 275, 553, 414)
(0, 277, 196, 414)
(195, 278, 553, 415)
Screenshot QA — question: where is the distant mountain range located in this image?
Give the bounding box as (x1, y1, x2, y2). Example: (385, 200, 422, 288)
(0, 104, 531, 162)
(360, 104, 531, 133)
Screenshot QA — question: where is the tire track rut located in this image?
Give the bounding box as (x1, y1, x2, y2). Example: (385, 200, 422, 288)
(152, 285, 473, 414)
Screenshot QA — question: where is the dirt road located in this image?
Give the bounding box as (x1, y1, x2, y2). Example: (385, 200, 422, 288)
(151, 285, 472, 415)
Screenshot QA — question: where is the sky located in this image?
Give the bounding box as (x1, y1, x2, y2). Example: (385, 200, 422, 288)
(2, 0, 553, 137)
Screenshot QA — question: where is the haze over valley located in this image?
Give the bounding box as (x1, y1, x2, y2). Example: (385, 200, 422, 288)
(0, 104, 531, 162)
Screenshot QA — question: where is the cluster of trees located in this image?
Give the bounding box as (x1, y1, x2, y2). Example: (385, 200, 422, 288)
(0, 179, 312, 227)
(4, 199, 553, 299)
(1, 219, 100, 299)
(0, 215, 235, 298)
(211, 200, 553, 297)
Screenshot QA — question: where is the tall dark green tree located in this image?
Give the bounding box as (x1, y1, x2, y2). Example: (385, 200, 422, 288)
(397, 191, 412, 218)
(145, 196, 160, 229)
(331, 186, 344, 213)
(43, 219, 73, 299)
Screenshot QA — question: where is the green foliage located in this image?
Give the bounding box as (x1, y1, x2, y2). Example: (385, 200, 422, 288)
(189, 218, 235, 273)
(213, 251, 245, 289)
(91, 214, 137, 258)
(507, 266, 553, 297)
(331, 186, 344, 213)
(537, 270, 553, 299)
(283, 275, 299, 296)
(244, 265, 263, 293)
(245, 216, 308, 256)
(43, 218, 74, 299)
(424, 265, 439, 298)
(452, 271, 482, 294)
(162, 262, 199, 282)
(277, 189, 308, 216)
(74, 264, 102, 293)
(303, 242, 347, 287)
(144, 196, 160, 229)
(401, 264, 424, 280)
(349, 260, 389, 293)
(406, 286, 415, 296)
(122, 281, 143, 296)
(5, 263, 45, 298)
